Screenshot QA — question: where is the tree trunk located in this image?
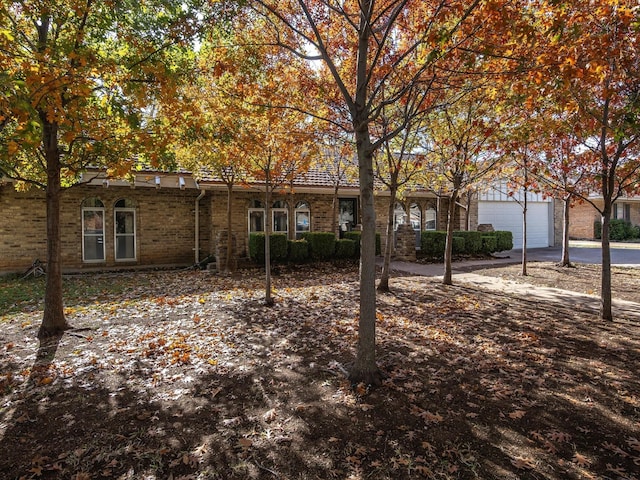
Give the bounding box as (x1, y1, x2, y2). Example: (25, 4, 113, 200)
(378, 185, 398, 292)
(348, 125, 382, 387)
(600, 210, 613, 321)
(38, 119, 70, 339)
(559, 196, 572, 267)
(521, 202, 528, 276)
(264, 170, 273, 306)
(225, 183, 234, 273)
(443, 189, 459, 285)
(332, 185, 340, 237)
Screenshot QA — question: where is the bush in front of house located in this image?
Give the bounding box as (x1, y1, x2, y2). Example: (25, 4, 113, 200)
(487, 230, 513, 252)
(301, 232, 337, 260)
(481, 235, 498, 253)
(452, 236, 465, 254)
(335, 238, 357, 258)
(594, 219, 639, 241)
(420, 231, 447, 258)
(287, 239, 309, 262)
(452, 231, 483, 254)
(249, 233, 288, 263)
(342, 231, 382, 256)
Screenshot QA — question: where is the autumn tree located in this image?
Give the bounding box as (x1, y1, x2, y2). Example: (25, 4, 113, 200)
(374, 116, 425, 293)
(244, 0, 526, 386)
(422, 88, 503, 284)
(0, 0, 210, 338)
(531, 1, 640, 320)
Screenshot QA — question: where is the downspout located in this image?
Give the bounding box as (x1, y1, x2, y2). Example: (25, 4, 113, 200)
(195, 185, 205, 264)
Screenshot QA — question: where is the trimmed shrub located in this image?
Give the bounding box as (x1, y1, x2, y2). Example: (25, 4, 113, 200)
(420, 231, 447, 258)
(493, 230, 513, 252)
(335, 239, 357, 258)
(343, 231, 382, 256)
(302, 232, 337, 260)
(452, 236, 465, 254)
(249, 233, 288, 264)
(594, 219, 639, 241)
(287, 239, 309, 262)
(452, 231, 483, 254)
(481, 235, 498, 253)
(610, 219, 636, 241)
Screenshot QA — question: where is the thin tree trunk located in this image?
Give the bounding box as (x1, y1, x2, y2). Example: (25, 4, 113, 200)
(225, 183, 234, 273)
(521, 200, 528, 276)
(443, 189, 459, 285)
(559, 196, 572, 267)
(38, 120, 70, 339)
(378, 186, 397, 292)
(332, 185, 340, 237)
(600, 209, 613, 321)
(264, 170, 273, 306)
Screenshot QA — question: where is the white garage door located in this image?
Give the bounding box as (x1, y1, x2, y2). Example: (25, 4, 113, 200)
(478, 201, 551, 249)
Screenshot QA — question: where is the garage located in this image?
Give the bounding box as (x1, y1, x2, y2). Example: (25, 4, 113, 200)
(478, 188, 553, 249)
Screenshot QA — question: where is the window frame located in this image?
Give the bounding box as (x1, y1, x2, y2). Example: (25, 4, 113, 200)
(295, 201, 311, 239)
(114, 202, 137, 262)
(424, 207, 437, 231)
(81, 201, 106, 263)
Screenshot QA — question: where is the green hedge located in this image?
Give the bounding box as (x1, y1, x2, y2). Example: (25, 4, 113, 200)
(483, 230, 513, 252)
(421, 229, 512, 257)
(481, 235, 498, 253)
(249, 233, 288, 263)
(452, 236, 465, 254)
(420, 231, 447, 257)
(301, 232, 337, 260)
(335, 239, 357, 258)
(595, 219, 640, 241)
(452, 231, 483, 254)
(343, 231, 382, 256)
(287, 239, 309, 262)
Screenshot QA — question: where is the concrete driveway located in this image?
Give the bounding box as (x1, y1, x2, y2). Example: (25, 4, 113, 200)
(512, 240, 640, 266)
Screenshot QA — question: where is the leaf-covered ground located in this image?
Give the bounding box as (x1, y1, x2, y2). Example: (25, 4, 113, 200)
(1, 263, 639, 479)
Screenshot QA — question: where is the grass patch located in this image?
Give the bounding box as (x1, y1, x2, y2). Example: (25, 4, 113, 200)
(0, 273, 148, 317)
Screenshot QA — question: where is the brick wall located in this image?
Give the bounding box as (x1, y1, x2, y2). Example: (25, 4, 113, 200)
(569, 199, 640, 240)
(569, 201, 602, 239)
(0, 184, 210, 272)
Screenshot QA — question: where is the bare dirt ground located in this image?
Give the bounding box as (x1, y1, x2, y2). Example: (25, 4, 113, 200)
(1, 263, 639, 479)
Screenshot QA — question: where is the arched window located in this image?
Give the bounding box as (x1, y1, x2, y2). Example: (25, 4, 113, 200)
(81, 198, 105, 262)
(114, 198, 136, 261)
(295, 201, 310, 239)
(425, 207, 437, 230)
(272, 201, 288, 234)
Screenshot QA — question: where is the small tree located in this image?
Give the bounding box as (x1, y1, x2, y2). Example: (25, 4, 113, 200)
(0, 0, 205, 338)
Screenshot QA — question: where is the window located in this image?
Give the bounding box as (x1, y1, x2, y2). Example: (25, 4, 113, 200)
(338, 198, 357, 235)
(295, 201, 311, 239)
(425, 207, 437, 230)
(114, 199, 136, 261)
(393, 202, 407, 230)
(248, 200, 265, 233)
(410, 203, 422, 231)
(82, 198, 105, 262)
(613, 203, 631, 222)
(272, 200, 288, 235)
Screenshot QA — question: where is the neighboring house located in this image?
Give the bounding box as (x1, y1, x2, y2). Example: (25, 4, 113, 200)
(1, 166, 462, 273)
(569, 196, 640, 240)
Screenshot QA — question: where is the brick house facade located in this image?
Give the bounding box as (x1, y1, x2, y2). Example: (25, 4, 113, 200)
(1, 170, 464, 273)
(570, 198, 640, 240)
